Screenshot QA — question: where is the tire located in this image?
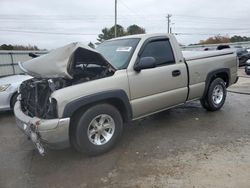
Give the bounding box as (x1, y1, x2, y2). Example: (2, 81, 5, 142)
(10, 92, 18, 109)
(245, 66, 250, 75)
(200, 78, 227, 111)
(200, 98, 209, 109)
(70, 103, 123, 156)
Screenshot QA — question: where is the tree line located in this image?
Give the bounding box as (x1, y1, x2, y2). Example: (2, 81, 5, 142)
(0, 44, 42, 51)
(199, 35, 250, 45)
(97, 24, 145, 42)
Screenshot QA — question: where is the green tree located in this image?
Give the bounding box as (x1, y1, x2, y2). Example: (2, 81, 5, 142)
(126, 25, 145, 35)
(230, 35, 250, 42)
(0, 44, 41, 50)
(97, 24, 125, 42)
(0, 44, 13, 50)
(97, 24, 146, 42)
(199, 35, 230, 44)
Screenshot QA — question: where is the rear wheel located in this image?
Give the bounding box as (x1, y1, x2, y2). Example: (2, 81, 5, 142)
(70, 103, 123, 156)
(200, 78, 227, 111)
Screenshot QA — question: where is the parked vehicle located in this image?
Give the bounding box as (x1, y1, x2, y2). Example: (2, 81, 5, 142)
(14, 34, 238, 156)
(236, 48, 250, 67)
(216, 45, 250, 67)
(245, 60, 250, 75)
(216, 45, 230, 50)
(0, 74, 32, 111)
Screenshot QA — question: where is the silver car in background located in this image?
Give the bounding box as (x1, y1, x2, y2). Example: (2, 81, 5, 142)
(0, 74, 31, 111)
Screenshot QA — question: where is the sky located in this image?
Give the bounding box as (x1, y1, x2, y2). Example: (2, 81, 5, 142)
(0, 0, 250, 49)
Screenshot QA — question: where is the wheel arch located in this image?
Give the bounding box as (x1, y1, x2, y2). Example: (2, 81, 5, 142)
(62, 90, 132, 123)
(10, 91, 18, 109)
(203, 68, 230, 98)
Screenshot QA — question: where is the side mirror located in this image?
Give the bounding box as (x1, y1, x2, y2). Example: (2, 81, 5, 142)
(134, 57, 156, 72)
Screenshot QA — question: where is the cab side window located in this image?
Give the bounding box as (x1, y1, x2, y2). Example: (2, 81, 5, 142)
(141, 39, 175, 66)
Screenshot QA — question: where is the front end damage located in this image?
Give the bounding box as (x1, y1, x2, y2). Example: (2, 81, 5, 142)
(15, 42, 116, 155)
(14, 99, 70, 155)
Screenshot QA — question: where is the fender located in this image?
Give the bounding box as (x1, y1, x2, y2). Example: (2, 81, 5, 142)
(202, 68, 230, 98)
(62, 90, 132, 122)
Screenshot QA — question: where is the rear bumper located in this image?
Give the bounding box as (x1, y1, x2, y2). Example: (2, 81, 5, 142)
(14, 101, 70, 154)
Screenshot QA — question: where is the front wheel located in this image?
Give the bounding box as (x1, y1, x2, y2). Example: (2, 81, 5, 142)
(200, 78, 227, 111)
(70, 104, 123, 156)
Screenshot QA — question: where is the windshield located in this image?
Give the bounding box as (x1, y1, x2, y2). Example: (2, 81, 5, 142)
(96, 38, 140, 69)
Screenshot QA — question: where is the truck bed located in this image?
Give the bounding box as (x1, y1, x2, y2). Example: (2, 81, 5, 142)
(182, 49, 238, 101)
(182, 50, 235, 61)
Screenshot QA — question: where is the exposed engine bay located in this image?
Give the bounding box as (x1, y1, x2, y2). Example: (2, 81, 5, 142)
(18, 43, 116, 119)
(19, 64, 114, 119)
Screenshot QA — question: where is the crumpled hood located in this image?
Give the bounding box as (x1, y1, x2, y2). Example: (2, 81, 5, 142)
(19, 42, 115, 79)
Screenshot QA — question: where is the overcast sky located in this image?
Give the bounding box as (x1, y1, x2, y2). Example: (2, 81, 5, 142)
(0, 0, 249, 49)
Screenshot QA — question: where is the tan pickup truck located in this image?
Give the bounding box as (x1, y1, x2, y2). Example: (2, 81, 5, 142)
(14, 34, 238, 155)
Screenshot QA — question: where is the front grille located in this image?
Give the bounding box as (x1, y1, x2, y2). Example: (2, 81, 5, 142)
(19, 79, 53, 118)
(20, 81, 36, 117)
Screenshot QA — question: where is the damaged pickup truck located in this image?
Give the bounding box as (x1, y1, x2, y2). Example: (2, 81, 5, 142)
(14, 34, 238, 156)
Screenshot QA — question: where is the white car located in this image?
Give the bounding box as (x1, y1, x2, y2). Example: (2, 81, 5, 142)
(0, 74, 32, 111)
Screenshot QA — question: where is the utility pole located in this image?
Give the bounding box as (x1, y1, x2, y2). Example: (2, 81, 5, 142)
(115, 0, 117, 38)
(170, 22, 174, 34)
(166, 14, 172, 34)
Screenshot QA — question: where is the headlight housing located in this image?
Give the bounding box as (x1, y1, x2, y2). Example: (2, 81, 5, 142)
(0, 84, 11, 92)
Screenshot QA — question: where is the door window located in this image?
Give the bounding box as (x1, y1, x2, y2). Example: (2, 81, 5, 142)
(141, 39, 175, 66)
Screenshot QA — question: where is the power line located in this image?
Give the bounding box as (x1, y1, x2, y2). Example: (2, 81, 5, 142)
(0, 13, 249, 38)
(174, 27, 250, 31)
(174, 31, 250, 36)
(0, 29, 97, 36)
(0, 13, 248, 25)
(119, 0, 144, 17)
(174, 14, 248, 21)
(0, 13, 248, 22)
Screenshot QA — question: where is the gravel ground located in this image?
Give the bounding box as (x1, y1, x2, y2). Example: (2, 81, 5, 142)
(0, 71, 250, 188)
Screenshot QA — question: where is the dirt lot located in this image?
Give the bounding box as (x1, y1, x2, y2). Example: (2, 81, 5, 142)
(1, 69, 250, 188)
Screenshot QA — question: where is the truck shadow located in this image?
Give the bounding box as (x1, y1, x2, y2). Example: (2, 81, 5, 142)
(0, 110, 13, 118)
(32, 101, 203, 160)
(24, 100, 238, 187)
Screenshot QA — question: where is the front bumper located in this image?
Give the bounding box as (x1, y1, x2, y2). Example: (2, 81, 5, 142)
(14, 101, 70, 155)
(0, 90, 13, 111)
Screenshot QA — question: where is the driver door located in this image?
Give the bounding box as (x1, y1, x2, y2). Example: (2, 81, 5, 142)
(128, 38, 188, 119)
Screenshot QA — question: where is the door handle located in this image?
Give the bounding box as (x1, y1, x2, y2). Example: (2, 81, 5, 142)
(172, 70, 181, 77)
